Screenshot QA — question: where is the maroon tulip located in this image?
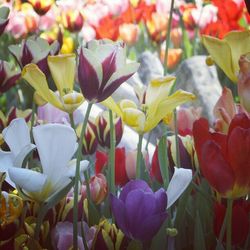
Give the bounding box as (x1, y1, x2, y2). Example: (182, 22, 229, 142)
(0, 6, 9, 36)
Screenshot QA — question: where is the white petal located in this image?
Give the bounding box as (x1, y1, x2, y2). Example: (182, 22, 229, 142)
(2, 118, 31, 157)
(166, 167, 192, 209)
(66, 159, 89, 179)
(95, 43, 117, 63)
(33, 124, 77, 181)
(0, 150, 15, 186)
(105, 62, 140, 89)
(8, 167, 47, 193)
(13, 144, 36, 167)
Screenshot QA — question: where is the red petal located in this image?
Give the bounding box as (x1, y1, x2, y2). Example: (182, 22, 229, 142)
(95, 151, 108, 174)
(115, 147, 129, 186)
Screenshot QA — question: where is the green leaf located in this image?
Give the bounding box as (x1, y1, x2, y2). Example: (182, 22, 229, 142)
(194, 211, 206, 250)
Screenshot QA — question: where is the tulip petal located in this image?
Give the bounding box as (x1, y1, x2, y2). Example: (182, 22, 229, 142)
(48, 54, 76, 96)
(0, 151, 15, 186)
(154, 188, 168, 211)
(2, 118, 31, 157)
(98, 62, 140, 102)
(101, 96, 123, 117)
(22, 64, 64, 110)
(167, 167, 192, 208)
(110, 194, 129, 236)
(78, 48, 102, 101)
(33, 124, 77, 185)
(8, 167, 47, 193)
(201, 141, 235, 196)
(145, 90, 195, 132)
(66, 159, 89, 180)
(202, 35, 236, 82)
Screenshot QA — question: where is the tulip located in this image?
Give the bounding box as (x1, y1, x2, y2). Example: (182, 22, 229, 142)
(119, 23, 139, 46)
(119, 77, 196, 133)
(202, 30, 250, 83)
(28, 0, 54, 15)
(22, 54, 84, 113)
(81, 173, 108, 204)
(160, 48, 183, 70)
(110, 168, 192, 243)
(77, 39, 139, 103)
(193, 113, 250, 198)
(9, 37, 60, 73)
(0, 6, 9, 36)
(238, 53, 250, 113)
(214, 200, 250, 246)
(94, 110, 123, 148)
(62, 10, 84, 32)
(0, 60, 21, 93)
(0, 118, 35, 186)
(5, 119, 89, 202)
(52, 221, 96, 250)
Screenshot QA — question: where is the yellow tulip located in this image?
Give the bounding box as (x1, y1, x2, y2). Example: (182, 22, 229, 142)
(202, 31, 250, 83)
(22, 54, 84, 113)
(118, 76, 196, 134)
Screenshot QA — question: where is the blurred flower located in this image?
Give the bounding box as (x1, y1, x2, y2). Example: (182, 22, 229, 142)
(21, 2, 39, 33)
(28, 0, 54, 15)
(119, 23, 139, 46)
(60, 36, 74, 54)
(119, 77, 195, 133)
(79, 24, 96, 42)
(81, 173, 108, 204)
(94, 110, 123, 148)
(0, 60, 21, 94)
(0, 6, 9, 36)
(78, 39, 139, 103)
(77, 121, 98, 155)
(214, 200, 250, 246)
(160, 48, 183, 70)
(202, 30, 250, 83)
(0, 118, 35, 186)
(238, 53, 250, 112)
(180, 3, 196, 29)
(101, 0, 129, 16)
(91, 219, 129, 250)
(52, 221, 96, 250)
(170, 28, 182, 48)
(61, 10, 84, 32)
(110, 170, 192, 242)
(7, 120, 89, 202)
(22, 54, 84, 113)
(193, 113, 250, 198)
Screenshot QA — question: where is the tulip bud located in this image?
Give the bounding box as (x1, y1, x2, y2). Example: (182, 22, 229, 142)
(62, 10, 84, 32)
(0, 60, 21, 94)
(119, 23, 139, 46)
(61, 91, 84, 113)
(160, 48, 183, 70)
(95, 111, 123, 148)
(0, 6, 9, 36)
(28, 0, 54, 15)
(77, 121, 98, 155)
(238, 53, 250, 112)
(91, 219, 130, 250)
(170, 28, 182, 48)
(81, 173, 108, 204)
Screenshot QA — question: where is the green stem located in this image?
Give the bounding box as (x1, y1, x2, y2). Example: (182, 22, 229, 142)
(226, 199, 233, 250)
(73, 102, 93, 250)
(30, 100, 36, 141)
(173, 110, 181, 168)
(108, 109, 116, 195)
(163, 0, 175, 75)
(136, 134, 143, 179)
(69, 113, 75, 130)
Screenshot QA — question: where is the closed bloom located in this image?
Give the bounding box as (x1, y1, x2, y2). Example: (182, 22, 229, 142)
(61, 10, 84, 32)
(22, 54, 84, 113)
(0, 6, 9, 36)
(119, 23, 139, 46)
(193, 113, 250, 198)
(28, 0, 54, 15)
(0, 60, 21, 94)
(7, 119, 89, 202)
(110, 169, 192, 242)
(202, 30, 250, 83)
(119, 76, 196, 133)
(78, 39, 139, 103)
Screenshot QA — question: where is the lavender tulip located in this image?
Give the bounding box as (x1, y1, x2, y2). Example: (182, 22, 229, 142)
(110, 180, 168, 243)
(77, 39, 140, 102)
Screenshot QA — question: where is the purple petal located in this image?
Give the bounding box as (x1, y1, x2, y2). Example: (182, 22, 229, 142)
(110, 194, 129, 236)
(78, 48, 101, 101)
(21, 42, 33, 67)
(0, 74, 20, 93)
(119, 179, 152, 203)
(0, 19, 8, 36)
(135, 212, 168, 242)
(154, 188, 168, 212)
(0, 61, 6, 82)
(37, 58, 49, 75)
(125, 189, 156, 239)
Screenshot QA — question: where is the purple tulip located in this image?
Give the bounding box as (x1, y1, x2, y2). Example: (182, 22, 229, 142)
(0, 6, 9, 36)
(0, 60, 21, 93)
(77, 40, 140, 102)
(110, 180, 168, 243)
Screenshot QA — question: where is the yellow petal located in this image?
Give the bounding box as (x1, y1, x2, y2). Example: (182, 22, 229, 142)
(22, 64, 63, 110)
(101, 96, 123, 118)
(48, 54, 76, 96)
(62, 91, 85, 113)
(144, 90, 196, 132)
(224, 31, 250, 79)
(202, 35, 235, 82)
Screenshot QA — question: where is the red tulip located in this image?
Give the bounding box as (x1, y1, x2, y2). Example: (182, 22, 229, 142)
(193, 113, 250, 198)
